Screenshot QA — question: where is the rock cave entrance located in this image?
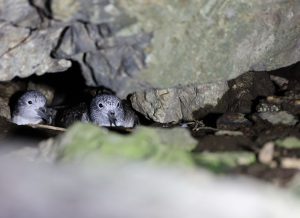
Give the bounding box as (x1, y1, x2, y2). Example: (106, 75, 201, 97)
(1, 61, 299, 155)
(1, 61, 298, 185)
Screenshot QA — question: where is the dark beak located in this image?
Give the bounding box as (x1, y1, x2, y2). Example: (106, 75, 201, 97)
(108, 111, 117, 126)
(37, 107, 55, 124)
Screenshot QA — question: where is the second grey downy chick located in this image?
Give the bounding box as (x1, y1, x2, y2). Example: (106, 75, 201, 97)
(11, 90, 56, 125)
(87, 94, 138, 128)
(57, 95, 138, 128)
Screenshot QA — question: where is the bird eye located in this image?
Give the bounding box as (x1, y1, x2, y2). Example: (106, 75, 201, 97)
(98, 103, 104, 108)
(28, 100, 32, 105)
(117, 102, 120, 108)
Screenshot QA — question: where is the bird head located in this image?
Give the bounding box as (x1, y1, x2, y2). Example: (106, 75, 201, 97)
(89, 94, 125, 127)
(12, 90, 49, 124)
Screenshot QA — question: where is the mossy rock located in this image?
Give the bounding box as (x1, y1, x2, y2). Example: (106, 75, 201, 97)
(55, 123, 197, 167)
(194, 151, 256, 173)
(275, 137, 300, 149)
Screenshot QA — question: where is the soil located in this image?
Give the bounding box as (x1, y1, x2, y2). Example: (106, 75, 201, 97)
(188, 63, 300, 186)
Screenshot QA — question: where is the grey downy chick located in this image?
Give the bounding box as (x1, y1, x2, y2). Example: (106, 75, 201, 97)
(11, 90, 55, 125)
(57, 94, 138, 128)
(87, 94, 138, 128)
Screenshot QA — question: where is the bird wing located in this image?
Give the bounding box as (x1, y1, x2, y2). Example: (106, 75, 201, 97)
(55, 103, 88, 128)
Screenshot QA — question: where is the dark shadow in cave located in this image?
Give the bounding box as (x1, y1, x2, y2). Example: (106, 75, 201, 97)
(27, 61, 90, 106)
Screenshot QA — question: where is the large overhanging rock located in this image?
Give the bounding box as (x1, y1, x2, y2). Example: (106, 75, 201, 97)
(1, 0, 300, 98)
(50, 0, 121, 23)
(49, 0, 300, 97)
(0, 22, 71, 81)
(0, 0, 71, 81)
(0, 0, 41, 28)
(118, 0, 300, 88)
(49, 2, 152, 98)
(0, 0, 124, 82)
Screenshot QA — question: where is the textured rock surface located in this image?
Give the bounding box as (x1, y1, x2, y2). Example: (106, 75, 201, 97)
(131, 81, 228, 123)
(0, 0, 42, 28)
(119, 0, 300, 88)
(0, 82, 26, 119)
(0, 0, 136, 84)
(258, 111, 298, 126)
(70, 32, 152, 97)
(226, 71, 275, 113)
(43, 0, 152, 97)
(0, 21, 71, 81)
(2, 0, 300, 92)
(50, 0, 121, 23)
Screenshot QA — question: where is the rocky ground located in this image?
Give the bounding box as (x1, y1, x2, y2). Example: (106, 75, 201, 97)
(0, 63, 299, 187)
